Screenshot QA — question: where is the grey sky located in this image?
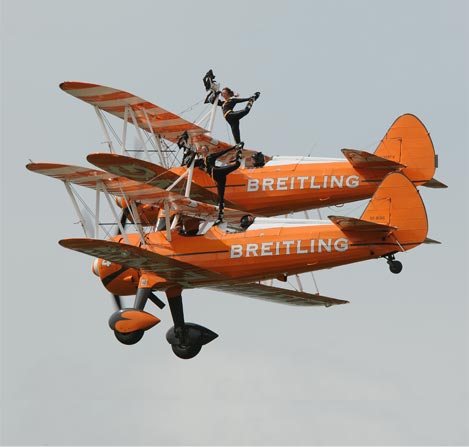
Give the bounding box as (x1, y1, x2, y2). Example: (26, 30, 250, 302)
(2, 0, 468, 445)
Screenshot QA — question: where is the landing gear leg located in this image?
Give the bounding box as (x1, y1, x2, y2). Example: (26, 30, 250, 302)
(165, 288, 218, 360)
(385, 254, 403, 274)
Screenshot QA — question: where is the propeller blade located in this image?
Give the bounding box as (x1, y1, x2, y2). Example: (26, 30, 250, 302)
(116, 208, 129, 236)
(149, 292, 166, 310)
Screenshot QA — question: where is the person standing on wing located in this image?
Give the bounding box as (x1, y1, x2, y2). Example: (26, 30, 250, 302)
(218, 87, 260, 144)
(196, 143, 244, 224)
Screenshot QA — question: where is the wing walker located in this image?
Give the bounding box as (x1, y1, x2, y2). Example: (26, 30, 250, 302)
(27, 70, 445, 359)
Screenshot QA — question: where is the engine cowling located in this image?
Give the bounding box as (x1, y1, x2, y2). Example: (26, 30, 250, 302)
(92, 258, 139, 296)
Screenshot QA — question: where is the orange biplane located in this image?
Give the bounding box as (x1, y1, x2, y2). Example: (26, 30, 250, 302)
(57, 79, 445, 223)
(53, 173, 433, 359)
(26, 75, 443, 359)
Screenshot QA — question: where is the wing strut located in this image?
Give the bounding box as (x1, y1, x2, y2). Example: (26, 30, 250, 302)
(95, 180, 101, 237)
(64, 180, 93, 238)
(101, 184, 130, 244)
(163, 200, 172, 242)
(122, 105, 129, 152)
(94, 106, 115, 153)
(127, 106, 151, 162)
(185, 156, 196, 197)
(142, 107, 167, 167)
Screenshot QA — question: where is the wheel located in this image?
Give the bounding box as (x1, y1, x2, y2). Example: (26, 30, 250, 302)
(389, 260, 403, 274)
(114, 329, 144, 345)
(171, 343, 202, 359)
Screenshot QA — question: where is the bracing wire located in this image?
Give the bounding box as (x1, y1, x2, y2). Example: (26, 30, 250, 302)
(102, 113, 122, 147)
(69, 184, 113, 240)
(310, 272, 320, 294)
(179, 99, 204, 116)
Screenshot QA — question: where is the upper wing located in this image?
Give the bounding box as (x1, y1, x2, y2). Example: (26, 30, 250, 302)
(27, 162, 178, 201)
(60, 81, 208, 142)
(60, 81, 268, 165)
(342, 149, 406, 170)
(86, 152, 222, 205)
(26, 162, 244, 222)
(206, 282, 349, 307)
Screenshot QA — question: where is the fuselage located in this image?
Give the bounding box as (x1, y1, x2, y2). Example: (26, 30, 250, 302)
(173, 156, 397, 216)
(109, 220, 401, 287)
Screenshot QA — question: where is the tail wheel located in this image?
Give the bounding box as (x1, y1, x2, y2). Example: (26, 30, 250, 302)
(389, 260, 403, 274)
(114, 329, 144, 345)
(385, 254, 403, 274)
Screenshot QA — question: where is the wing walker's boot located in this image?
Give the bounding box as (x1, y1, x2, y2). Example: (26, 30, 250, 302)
(215, 204, 224, 225)
(247, 91, 260, 109)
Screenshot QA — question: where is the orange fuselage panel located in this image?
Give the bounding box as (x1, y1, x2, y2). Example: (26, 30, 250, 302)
(115, 222, 421, 285)
(173, 162, 389, 216)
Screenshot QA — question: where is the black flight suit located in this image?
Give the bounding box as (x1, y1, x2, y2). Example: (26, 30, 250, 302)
(196, 145, 241, 220)
(218, 97, 254, 144)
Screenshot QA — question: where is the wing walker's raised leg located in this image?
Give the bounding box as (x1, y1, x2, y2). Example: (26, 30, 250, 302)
(165, 287, 218, 360)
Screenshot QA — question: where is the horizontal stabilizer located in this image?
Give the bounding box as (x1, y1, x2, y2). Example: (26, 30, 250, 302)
(328, 215, 397, 233)
(342, 148, 406, 170)
(207, 282, 349, 307)
(423, 237, 441, 244)
(422, 178, 448, 189)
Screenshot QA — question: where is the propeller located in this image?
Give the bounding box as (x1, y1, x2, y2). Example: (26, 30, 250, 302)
(109, 208, 131, 310)
(116, 207, 129, 236)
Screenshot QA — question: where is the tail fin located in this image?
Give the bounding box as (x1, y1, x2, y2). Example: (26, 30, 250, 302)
(361, 172, 428, 250)
(374, 114, 436, 184)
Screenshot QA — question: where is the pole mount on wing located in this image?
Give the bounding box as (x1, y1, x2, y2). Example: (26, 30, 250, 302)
(203, 69, 221, 134)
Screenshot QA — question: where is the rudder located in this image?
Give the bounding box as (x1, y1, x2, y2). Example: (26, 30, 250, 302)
(374, 114, 436, 184)
(361, 172, 428, 250)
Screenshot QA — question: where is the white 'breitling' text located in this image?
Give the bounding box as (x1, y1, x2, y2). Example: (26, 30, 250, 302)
(246, 175, 360, 192)
(230, 238, 349, 258)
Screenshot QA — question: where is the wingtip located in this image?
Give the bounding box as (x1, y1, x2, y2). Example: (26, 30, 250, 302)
(58, 237, 92, 248)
